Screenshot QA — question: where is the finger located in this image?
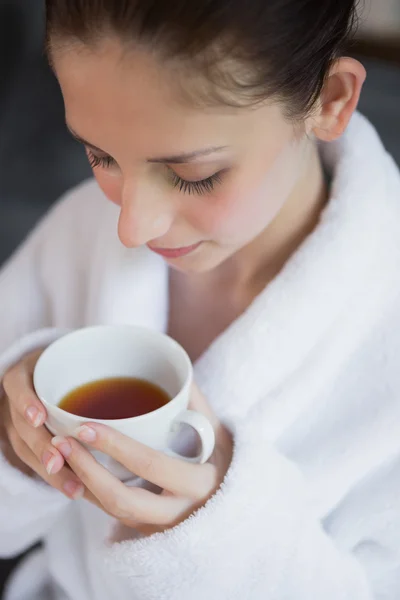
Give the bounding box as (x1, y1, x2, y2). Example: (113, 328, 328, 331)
(3, 349, 47, 428)
(3, 398, 62, 475)
(3, 391, 96, 505)
(1, 403, 34, 478)
(74, 423, 218, 499)
(9, 412, 65, 475)
(191, 382, 234, 470)
(189, 382, 220, 429)
(3, 350, 66, 474)
(190, 382, 215, 419)
(52, 436, 189, 525)
(5, 419, 85, 500)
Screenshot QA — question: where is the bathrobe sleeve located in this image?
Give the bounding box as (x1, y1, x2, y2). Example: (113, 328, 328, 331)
(0, 219, 74, 558)
(106, 411, 400, 599)
(0, 188, 91, 558)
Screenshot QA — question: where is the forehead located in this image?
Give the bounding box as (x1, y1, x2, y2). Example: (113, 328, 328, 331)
(51, 40, 290, 156)
(53, 41, 190, 120)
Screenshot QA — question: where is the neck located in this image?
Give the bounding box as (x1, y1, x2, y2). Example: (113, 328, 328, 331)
(219, 139, 328, 292)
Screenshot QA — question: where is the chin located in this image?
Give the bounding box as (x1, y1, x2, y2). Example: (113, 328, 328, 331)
(166, 246, 231, 274)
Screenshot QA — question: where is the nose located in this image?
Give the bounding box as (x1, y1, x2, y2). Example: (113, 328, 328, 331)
(118, 178, 173, 248)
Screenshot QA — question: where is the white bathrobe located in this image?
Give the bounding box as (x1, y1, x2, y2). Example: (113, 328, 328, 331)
(1, 113, 400, 600)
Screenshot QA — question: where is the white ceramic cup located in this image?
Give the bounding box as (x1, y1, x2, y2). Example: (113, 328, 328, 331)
(33, 325, 215, 480)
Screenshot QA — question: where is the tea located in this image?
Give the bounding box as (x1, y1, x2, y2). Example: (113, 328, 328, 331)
(58, 377, 170, 420)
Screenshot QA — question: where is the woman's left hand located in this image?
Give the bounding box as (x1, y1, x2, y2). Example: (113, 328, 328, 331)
(52, 384, 233, 535)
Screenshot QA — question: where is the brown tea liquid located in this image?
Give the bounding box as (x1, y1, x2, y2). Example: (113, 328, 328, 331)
(58, 377, 170, 420)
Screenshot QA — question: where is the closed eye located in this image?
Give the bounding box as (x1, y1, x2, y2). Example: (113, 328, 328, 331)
(87, 149, 224, 196)
(170, 171, 223, 195)
(87, 151, 116, 170)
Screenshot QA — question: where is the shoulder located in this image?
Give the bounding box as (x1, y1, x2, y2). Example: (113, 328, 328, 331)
(40, 178, 118, 236)
(35, 178, 119, 257)
(26, 178, 123, 293)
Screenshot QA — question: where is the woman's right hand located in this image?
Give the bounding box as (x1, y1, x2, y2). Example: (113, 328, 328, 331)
(1, 349, 85, 499)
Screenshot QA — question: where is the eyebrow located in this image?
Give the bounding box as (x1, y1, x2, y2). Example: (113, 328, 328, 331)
(67, 126, 227, 164)
(147, 147, 227, 164)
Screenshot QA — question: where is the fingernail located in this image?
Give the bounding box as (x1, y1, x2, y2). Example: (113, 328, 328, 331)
(63, 480, 84, 500)
(25, 406, 44, 428)
(42, 451, 57, 475)
(76, 425, 97, 443)
(51, 436, 72, 458)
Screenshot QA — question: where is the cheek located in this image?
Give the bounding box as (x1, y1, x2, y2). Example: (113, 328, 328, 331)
(93, 170, 122, 206)
(186, 181, 287, 243)
(189, 139, 307, 242)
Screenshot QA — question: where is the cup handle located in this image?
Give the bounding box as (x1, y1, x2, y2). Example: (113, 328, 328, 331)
(168, 410, 216, 464)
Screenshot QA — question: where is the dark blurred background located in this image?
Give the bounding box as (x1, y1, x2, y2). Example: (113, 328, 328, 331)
(0, 1, 91, 267)
(0, 0, 399, 597)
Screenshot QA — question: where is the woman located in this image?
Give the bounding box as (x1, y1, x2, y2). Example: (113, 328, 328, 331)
(1, 1, 400, 598)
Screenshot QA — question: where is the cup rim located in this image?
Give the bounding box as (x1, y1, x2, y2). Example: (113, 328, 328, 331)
(33, 325, 193, 424)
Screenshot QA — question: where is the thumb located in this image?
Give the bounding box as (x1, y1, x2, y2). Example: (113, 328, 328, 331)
(189, 382, 220, 430)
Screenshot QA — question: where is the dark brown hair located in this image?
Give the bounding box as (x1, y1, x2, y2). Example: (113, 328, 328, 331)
(45, 0, 358, 118)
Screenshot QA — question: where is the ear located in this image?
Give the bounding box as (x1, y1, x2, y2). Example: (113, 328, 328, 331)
(311, 58, 366, 142)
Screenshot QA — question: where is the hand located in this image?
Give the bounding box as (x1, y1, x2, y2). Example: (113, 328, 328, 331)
(52, 384, 233, 534)
(1, 349, 85, 499)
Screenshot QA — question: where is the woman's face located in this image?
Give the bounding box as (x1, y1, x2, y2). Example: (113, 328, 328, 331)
(52, 39, 311, 273)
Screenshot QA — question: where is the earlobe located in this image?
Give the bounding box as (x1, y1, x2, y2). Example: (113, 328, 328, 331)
(312, 58, 366, 142)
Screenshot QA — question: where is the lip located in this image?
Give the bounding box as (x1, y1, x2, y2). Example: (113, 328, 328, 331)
(147, 241, 202, 259)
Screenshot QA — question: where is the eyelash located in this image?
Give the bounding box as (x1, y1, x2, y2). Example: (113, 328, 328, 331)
(87, 152, 115, 170)
(87, 150, 223, 196)
(170, 171, 223, 196)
